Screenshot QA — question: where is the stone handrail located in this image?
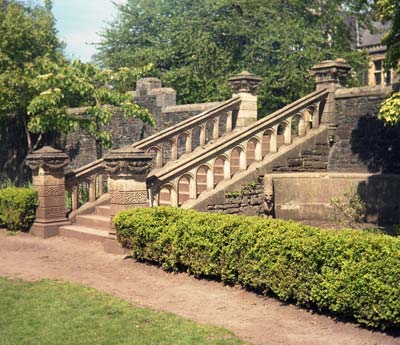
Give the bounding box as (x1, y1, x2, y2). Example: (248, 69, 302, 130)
(147, 88, 329, 206)
(65, 158, 106, 212)
(132, 96, 242, 168)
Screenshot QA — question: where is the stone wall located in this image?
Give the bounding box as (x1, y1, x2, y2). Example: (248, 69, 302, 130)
(328, 86, 400, 173)
(206, 178, 266, 216)
(65, 78, 222, 170)
(273, 172, 400, 224)
(271, 131, 330, 172)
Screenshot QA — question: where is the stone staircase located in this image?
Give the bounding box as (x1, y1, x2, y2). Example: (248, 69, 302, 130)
(50, 60, 351, 248)
(59, 203, 111, 243)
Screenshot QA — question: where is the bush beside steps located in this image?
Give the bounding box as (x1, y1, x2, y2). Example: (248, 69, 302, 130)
(114, 207, 400, 330)
(0, 187, 38, 231)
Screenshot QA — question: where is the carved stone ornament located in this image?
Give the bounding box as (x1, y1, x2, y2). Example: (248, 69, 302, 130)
(103, 146, 153, 176)
(262, 176, 274, 218)
(228, 71, 262, 95)
(310, 59, 351, 87)
(26, 146, 69, 172)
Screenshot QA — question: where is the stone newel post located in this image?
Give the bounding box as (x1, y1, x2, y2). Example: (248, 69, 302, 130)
(26, 146, 70, 238)
(310, 58, 351, 125)
(228, 71, 262, 128)
(103, 146, 153, 238)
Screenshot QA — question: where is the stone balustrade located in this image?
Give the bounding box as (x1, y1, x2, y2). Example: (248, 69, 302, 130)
(132, 71, 263, 170)
(65, 159, 107, 213)
(148, 88, 329, 207)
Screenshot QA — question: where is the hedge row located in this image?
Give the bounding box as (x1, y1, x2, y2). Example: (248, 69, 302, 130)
(0, 187, 38, 231)
(114, 207, 400, 330)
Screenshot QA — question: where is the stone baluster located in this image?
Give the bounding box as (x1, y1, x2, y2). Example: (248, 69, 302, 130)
(255, 140, 262, 161)
(71, 186, 79, 211)
(185, 131, 192, 154)
(89, 179, 96, 202)
(212, 118, 219, 140)
(26, 146, 70, 238)
(284, 121, 292, 145)
(103, 146, 153, 241)
(199, 125, 206, 145)
(155, 147, 163, 168)
(224, 159, 231, 179)
(206, 168, 214, 190)
(298, 116, 306, 136)
(226, 112, 233, 133)
(228, 71, 262, 129)
(171, 139, 178, 161)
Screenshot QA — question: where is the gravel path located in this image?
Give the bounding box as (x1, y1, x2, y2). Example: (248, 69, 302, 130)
(0, 230, 398, 345)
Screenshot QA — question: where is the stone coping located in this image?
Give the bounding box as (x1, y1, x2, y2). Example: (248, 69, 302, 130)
(267, 172, 400, 179)
(163, 102, 223, 113)
(335, 85, 392, 99)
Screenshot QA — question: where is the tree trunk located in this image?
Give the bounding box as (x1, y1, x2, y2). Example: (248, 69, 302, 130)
(96, 140, 103, 159)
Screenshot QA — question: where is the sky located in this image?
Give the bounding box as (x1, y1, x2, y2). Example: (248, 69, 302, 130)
(25, 0, 126, 62)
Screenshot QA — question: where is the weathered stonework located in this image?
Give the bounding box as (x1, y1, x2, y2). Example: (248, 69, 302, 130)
(207, 178, 268, 216)
(26, 146, 70, 238)
(328, 86, 400, 173)
(65, 78, 222, 170)
(104, 146, 153, 237)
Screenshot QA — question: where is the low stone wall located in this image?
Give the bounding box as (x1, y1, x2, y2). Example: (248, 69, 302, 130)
(273, 172, 400, 224)
(206, 179, 266, 216)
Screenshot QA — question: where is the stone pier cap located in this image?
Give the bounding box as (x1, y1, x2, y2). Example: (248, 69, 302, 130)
(228, 71, 263, 95)
(103, 146, 153, 177)
(310, 58, 351, 89)
(26, 146, 69, 171)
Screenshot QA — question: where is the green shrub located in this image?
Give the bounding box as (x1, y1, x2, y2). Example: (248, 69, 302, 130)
(114, 207, 400, 330)
(330, 187, 366, 228)
(0, 187, 38, 231)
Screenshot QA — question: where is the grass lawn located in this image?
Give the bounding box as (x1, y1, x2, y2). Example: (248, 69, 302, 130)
(0, 278, 245, 345)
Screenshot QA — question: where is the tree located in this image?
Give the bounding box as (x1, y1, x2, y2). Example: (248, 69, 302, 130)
(97, 0, 371, 114)
(28, 60, 155, 159)
(376, 0, 400, 125)
(0, 0, 63, 153)
(0, 0, 154, 161)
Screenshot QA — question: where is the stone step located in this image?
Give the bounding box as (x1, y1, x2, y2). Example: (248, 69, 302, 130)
(59, 225, 109, 243)
(75, 214, 111, 230)
(95, 205, 111, 217)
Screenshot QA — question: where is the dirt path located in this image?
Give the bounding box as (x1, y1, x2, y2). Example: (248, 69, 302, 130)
(0, 230, 398, 345)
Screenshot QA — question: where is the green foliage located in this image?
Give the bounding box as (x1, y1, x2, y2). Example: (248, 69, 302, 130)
(374, 0, 400, 69)
(375, 0, 400, 126)
(330, 187, 367, 228)
(97, 0, 370, 114)
(114, 207, 400, 330)
(27, 60, 155, 157)
(0, 187, 38, 231)
(0, 0, 63, 152)
(0, 1, 154, 157)
(0, 278, 243, 345)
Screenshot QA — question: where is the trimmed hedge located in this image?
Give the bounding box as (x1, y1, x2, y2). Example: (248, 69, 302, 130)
(114, 207, 400, 330)
(0, 187, 38, 231)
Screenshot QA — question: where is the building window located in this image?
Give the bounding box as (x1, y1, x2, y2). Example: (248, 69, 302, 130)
(373, 59, 383, 86)
(385, 71, 391, 86)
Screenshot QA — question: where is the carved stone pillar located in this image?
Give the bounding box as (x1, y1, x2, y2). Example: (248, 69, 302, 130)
(103, 146, 153, 238)
(228, 71, 262, 128)
(310, 58, 351, 125)
(26, 146, 70, 238)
